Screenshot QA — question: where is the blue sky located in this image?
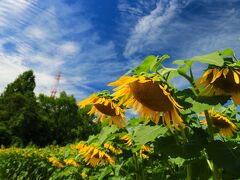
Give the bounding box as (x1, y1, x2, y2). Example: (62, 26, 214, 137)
(0, 0, 240, 100)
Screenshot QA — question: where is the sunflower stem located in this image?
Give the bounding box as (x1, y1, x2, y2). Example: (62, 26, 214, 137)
(204, 110, 222, 180)
(189, 67, 194, 81)
(180, 128, 188, 143)
(133, 153, 145, 180)
(178, 71, 198, 96)
(186, 164, 192, 180)
(204, 110, 214, 140)
(181, 128, 193, 180)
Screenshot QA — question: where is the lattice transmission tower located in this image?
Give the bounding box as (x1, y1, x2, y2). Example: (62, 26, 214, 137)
(50, 72, 61, 97)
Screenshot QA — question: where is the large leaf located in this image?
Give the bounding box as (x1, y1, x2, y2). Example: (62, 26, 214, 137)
(128, 117, 144, 127)
(183, 97, 217, 114)
(176, 89, 230, 114)
(151, 54, 170, 72)
(155, 128, 206, 159)
(184, 95, 230, 114)
(158, 67, 179, 80)
(206, 141, 240, 177)
(133, 56, 157, 74)
(132, 55, 170, 74)
(220, 48, 235, 57)
(174, 48, 236, 68)
(97, 125, 118, 145)
(168, 157, 185, 167)
(132, 125, 168, 146)
(97, 166, 113, 180)
(189, 159, 211, 180)
(191, 51, 224, 66)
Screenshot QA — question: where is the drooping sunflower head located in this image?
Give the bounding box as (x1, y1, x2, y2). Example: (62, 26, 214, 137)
(201, 110, 238, 137)
(104, 142, 123, 155)
(138, 145, 152, 159)
(120, 134, 133, 147)
(64, 159, 80, 168)
(48, 157, 64, 168)
(78, 91, 126, 128)
(195, 66, 240, 105)
(109, 74, 185, 130)
(76, 143, 115, 167)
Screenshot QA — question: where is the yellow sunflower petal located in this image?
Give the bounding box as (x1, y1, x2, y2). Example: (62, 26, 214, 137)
(233, 71, 240, 84)
(163, 111, 172, 131)
(223, 68, 229, 78)
(211, 69, 222, 83)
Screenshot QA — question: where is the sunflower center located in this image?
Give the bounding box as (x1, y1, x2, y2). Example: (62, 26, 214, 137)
(208, 70, 240, 93)
(94, 103, 117, 116)
(212, 117, 230, 128)
(129, 80, 173, 111)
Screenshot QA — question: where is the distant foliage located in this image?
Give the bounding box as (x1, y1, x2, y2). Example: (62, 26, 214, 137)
(38, 92, 101, 145)
(0, 70, 100, 147)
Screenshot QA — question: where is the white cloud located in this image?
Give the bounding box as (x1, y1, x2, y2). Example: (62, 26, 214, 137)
(0, 0, 36, 28)
(25, 26, 48, 40)
(0, 0, 121, 101)
(0, 53, 28, 92)
(34, 71, 55, 95)
(59, 42, 79, 56)
(123, 0, 180, 57)
(122, 0, 240, 60)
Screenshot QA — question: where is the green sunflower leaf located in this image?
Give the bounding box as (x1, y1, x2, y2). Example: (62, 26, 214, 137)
(151, 54, 170, 73)
(220, 47, 235, 57)
(176, 89, 230, 114)
(97, 125, 118, 145)
(133, 56, 157, 75)
(154, 129, 205, 159)
(132, 54, 171, 74)
(183, 97, 218, 114)
(190, 51, 224, 66)
(182, 96, 230, 114)
(206, 140, 240, 176)
(174, 48, 235, 67)
(132, 125, 168, 146)
(128, 117, 144, 127)
(188, 159, 212, 180)
(97, 166, 113, 180)
(158, 67, 179, 80)
(168, 157, 185, 167)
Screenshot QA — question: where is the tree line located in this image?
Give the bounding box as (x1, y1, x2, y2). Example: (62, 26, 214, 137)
(0, 70, 100, 147)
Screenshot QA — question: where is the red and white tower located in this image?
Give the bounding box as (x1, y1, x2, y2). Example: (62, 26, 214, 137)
(50, 73, 61, 97)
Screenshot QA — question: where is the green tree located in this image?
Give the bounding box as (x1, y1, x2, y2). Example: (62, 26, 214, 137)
(0, 70, 100, 147)
(38, 92, 101, 145)
(0, 70, 46, 146)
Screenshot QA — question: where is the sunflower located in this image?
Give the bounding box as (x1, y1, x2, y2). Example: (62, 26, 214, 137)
(201, 110, 238, 137)
(109, 75, 185, 130)
(64, 159, 80, 168)
(78, 92, 126, 128)
(104, 143, 123, 155)
(120, 134, 133, 147)
(48, 157, 64, 168)
(76, 143, 115, 167)
(139, 145, 152, 159)
(195, 67, 240, 105)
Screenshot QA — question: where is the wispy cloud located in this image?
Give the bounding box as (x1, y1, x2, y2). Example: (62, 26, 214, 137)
(0, 0, 125, 100)
(123, 0, 179, 57)
(120, 0, 191, 58)
(117, 0, 240, 89)
(0, 0, 36, 28)
(120, 0, 240, 59)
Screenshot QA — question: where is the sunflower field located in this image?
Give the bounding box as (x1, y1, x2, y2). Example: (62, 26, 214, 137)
(1, 48, 240, 179)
